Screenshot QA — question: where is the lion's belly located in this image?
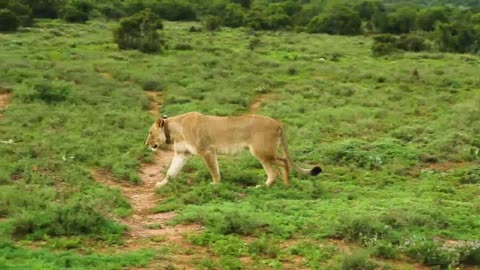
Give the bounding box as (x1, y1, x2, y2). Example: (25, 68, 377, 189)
(216, 143, 249, 155)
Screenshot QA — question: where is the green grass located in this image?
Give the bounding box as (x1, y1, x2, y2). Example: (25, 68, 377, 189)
(0, 19, 479, 269)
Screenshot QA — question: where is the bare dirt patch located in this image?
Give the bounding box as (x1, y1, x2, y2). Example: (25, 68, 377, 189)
(145, 91, 163, 117)
(249, 93, 275, 113)
(92, 150, 201, 240)
(0, 86, 13, 118)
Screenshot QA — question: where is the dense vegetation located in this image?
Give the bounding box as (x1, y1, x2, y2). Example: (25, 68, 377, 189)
(1, 0, 480, 54)
(1, 18, 479, 268)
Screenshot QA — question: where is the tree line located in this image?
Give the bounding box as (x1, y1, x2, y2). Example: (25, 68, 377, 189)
(1, 0, 480, 54)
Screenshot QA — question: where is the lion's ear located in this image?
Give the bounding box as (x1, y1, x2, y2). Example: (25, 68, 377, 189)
(156, 118, 164, 127)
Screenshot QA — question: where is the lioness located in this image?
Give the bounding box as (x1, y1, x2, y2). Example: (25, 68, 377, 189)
(145, 112, 321, 188)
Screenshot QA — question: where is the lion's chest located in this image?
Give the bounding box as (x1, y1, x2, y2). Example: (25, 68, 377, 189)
(174, 141, 199, 155)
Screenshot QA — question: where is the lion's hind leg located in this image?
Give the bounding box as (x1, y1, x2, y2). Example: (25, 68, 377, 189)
(276, 157, 290, 186)
(250, 147, 279, 187)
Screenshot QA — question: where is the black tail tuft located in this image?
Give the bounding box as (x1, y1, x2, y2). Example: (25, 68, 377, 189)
(310, 166, 322, 176)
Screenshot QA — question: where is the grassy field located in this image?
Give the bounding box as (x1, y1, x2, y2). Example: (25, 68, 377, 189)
(0, 19, 479, 269)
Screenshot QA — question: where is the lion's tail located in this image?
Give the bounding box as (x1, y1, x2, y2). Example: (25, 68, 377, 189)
(280, 128, 322, 176)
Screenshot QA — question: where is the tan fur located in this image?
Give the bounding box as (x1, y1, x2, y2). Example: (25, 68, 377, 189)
(145, 112, 320, 188)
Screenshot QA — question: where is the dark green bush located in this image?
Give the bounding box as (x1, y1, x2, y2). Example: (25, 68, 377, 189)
(372, 33, 429, 56)
(18, 79, 72, 103)
(205, 15, 221, 32)
(223, 3, 245, 28)
(25, 0, 66, 18)
(3, 1, 33, 27)
(174, 43, 193, 50)
(380, 7, 417, 34)
(61, 4, 88, 23)
(98, 3, 126, 19)
(0, 8, 18, 32)
(417, 6, 451, 32)
(461, 246, 480, 265)
(61, 0, 93, 23)
(307, 6, 362, 35)
(152, 0, 196, 21)
(373, 241, 398, 259)
(456, 166, 480, 184)
(113, 9, 164, 53)
(141, 80, 163, 91)
(396, 34, 428, 51)
(435, 20, 480, 53)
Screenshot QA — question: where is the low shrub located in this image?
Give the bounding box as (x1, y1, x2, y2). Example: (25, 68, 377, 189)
(247, 236, 280, 258)
(403, 238, 455, 269)
(372, 34, 429, 56)
(17, 79, 72, 104)
(174, 43, 193, 50)
(341, 250, 377, 270)
(373, 241, 398, 259)
(333, 215, 389, 244)
(141, 80, 163, 91)
(205, 16, 221, 32)
(113, 9, 165, 53)
(289, 241, 336, 268)
(0, 9, 18, 32)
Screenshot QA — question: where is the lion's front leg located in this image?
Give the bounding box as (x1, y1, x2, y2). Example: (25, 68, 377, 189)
(156, 153, 190, 188)
(200, 150, 221, 184)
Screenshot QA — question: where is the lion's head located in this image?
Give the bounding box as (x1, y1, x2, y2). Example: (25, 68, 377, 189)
(145, 118, 167, 151)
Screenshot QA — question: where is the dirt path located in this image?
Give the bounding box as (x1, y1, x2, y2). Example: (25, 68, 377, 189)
(0, 86, 12, 118)
(145, 91, 163, 117)
(249, 92, 274, 113)
(90, 75, 206, 268)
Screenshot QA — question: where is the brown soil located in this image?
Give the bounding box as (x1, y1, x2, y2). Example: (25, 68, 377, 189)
(423, 162, 469, 172)
(249, 93, 274, 113)
(0, 87, 12, 118)
(90, 85, 209, 269)
(145, 91, 163, 117)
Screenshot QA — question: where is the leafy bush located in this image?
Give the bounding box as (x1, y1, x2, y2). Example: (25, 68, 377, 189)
(205, 15, 221, 32)
(61, 0, 93, 23)
(223, 3, 245, 28)
(174, 43, 193, 50)
(373, 241, 398, 259)
(2, 1, 33, 27)
(289, 241, 336, 268)
(247, 236, 280, 258)
(152, 0, 196, 21)
(341, 250, 377, 270)
(396, 34, 429, 52)
(435, 20, 480, 53)
(455, 166, 480, 184)
(17, 79, 72, 103)
(113, 9, 164, 53)
(0, 9, 18, 32)
(372, 33, 429, 56)
(141, 80, 163, 91)
(176, 205, 272, 236)
(417, 6, 451, 31)
(25, 0, 66, 18)
(333, 216, 389, 244)
(307, 6, 362, 35)
(403, 238, 456, 269)
(380, 7, 417, 34)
